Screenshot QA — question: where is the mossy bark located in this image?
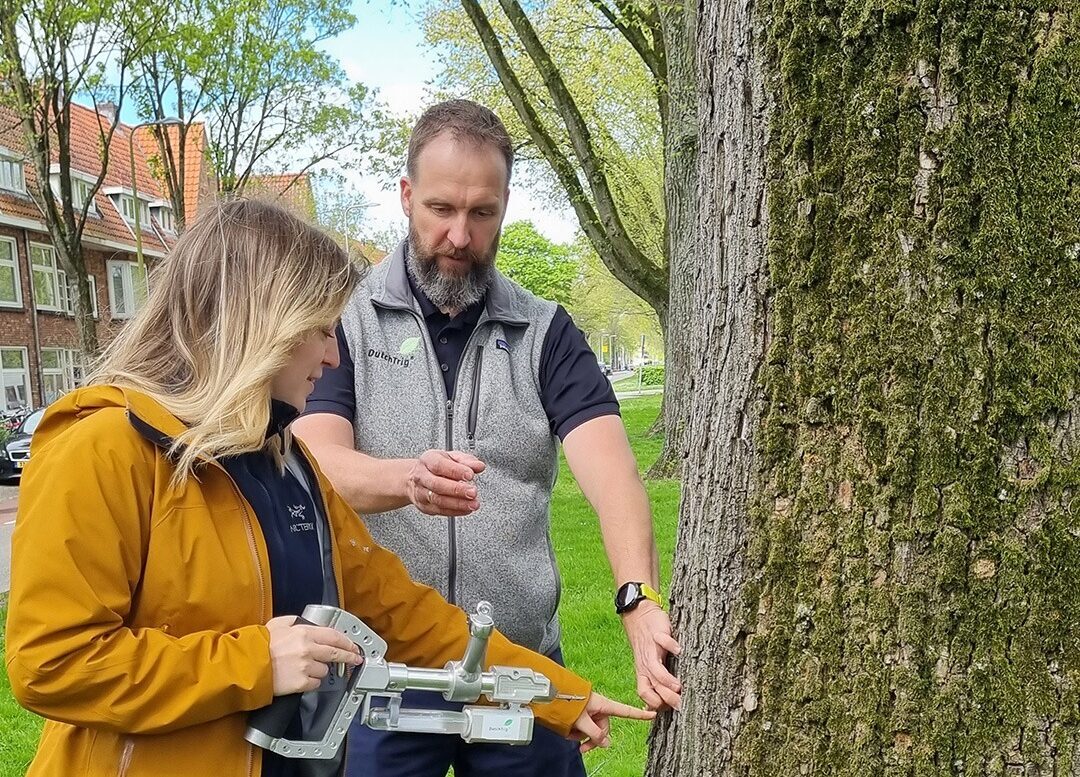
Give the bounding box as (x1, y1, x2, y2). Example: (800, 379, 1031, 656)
(648, 0, 1079, 775)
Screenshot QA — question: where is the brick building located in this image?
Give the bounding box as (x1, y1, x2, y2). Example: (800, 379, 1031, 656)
(0, 103, 205, 411)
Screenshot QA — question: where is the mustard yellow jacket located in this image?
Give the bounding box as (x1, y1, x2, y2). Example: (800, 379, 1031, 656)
(5, 386, 590, 776)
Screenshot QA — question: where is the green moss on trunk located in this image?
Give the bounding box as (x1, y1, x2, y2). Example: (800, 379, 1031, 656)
(739, 0, 1079, 774)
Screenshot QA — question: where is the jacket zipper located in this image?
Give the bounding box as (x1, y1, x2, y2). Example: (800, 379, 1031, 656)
(466, 345, 484, 449)
(215, 465, 266, 777)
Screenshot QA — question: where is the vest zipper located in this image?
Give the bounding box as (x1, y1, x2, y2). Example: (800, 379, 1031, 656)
(466, 345, 484, 449)
(446, 398, 457, 605)
(385, 303, 493, 607)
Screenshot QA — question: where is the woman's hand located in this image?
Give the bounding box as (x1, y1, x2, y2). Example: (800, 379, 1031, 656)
(569, 691, 656, 753)
(266, 615, 363, 696)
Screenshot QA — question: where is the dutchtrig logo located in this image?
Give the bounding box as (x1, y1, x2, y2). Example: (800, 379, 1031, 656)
(399, 336, 421, 355)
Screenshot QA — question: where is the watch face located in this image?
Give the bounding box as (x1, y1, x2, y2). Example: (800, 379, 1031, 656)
(616, 582, 643, 611)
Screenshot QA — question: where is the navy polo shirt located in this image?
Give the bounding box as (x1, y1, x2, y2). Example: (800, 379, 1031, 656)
(305, 273, 619, 441)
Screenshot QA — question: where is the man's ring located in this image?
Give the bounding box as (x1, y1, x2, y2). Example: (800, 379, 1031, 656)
(427, 489, 434, 503)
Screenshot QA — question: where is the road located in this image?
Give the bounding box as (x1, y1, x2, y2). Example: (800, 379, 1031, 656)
(0, 483, 19, 594)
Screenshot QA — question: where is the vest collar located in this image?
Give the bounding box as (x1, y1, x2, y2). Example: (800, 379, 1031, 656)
(371, 240, 530, 327)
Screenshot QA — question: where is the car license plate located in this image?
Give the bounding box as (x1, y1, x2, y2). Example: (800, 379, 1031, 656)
(15, 460, 24, 469)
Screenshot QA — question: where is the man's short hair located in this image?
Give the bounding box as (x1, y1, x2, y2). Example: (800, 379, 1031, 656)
(407, 100, 514, 184)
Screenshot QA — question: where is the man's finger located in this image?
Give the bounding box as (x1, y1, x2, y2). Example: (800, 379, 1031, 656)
(420, 474, 478, 502)
(651, 682, 682, 711)
(307, 626, 361, 656)
(644, 656, 682, 692)
(446, 450, 486, 473)
(636, 677, 664, 709)
(424, 453, 480, 482)
(655, 632, 682, 655)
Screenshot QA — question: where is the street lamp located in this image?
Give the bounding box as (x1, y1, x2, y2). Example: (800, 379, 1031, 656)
(128, 117, 182, 277)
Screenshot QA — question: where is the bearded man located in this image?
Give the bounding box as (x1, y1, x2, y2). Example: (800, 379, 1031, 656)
(294, 99, 681, 777)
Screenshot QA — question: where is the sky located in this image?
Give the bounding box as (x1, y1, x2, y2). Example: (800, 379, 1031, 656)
(320, 0, 580, 245)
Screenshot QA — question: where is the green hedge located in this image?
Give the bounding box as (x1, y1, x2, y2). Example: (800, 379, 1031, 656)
(637, 365, 665, 386)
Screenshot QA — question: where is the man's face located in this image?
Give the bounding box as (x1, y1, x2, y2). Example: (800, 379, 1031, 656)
(400, 132, 509, 312)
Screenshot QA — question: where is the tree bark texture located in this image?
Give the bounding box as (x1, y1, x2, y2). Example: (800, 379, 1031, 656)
(649, 0, 1079, 774)
(646, 0, 771, 766)
(647, 0, 699, 479)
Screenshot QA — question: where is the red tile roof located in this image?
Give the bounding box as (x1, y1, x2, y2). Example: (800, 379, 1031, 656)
(0, 102, 178, 255)
(133, 122, 216, 226)
(247, 173, 316, 219)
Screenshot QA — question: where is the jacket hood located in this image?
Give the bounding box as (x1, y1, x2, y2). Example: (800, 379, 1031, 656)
(31, 385, 188, 456)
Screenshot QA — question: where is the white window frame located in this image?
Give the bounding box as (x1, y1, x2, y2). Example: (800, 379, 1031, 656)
(30, 242, 61, 312)
(0, 346, 31, 412)
(0, 236, 22, 308)
(40, 347, 81, 405)
(151, 203, 175, 233)
(48, 167, 100, 215)
(58, 270, 98, 318)
(106, 259, 148, 320)
(114, 193, 150, 226)
(0, 149, 26, 194)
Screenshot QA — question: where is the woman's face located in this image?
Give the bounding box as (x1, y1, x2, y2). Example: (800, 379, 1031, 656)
(271, 327, 340, 412)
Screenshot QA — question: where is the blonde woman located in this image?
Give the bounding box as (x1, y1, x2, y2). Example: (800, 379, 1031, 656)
(4, 200, 650, 777)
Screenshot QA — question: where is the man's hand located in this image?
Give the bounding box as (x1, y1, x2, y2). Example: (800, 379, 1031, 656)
(622, 603, 682, 710)
(569, 691, 656, 753)
(403, 449, 486, 516)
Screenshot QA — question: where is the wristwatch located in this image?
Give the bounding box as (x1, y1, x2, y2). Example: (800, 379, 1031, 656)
(615, 581, 664, 614)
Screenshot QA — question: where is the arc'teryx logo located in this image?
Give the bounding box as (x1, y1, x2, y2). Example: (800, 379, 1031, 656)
(288, 504, 314, 533)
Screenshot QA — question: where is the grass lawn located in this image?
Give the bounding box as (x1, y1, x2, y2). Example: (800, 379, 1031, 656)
(0, 394, 677, 777)
(1, 592, 43, 777)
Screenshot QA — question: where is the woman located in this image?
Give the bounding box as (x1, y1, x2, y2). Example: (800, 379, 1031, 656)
(5, 200, 650, 776)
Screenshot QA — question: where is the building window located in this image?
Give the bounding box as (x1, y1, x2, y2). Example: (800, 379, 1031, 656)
(58, 271, 98, 318)
(107, 259, 148, 319)
(49, 174, 99, 214)
(116, 194, 151, 226)
(152, 205, 175, 233)
(0, 237, 21, 307)
(40, 348, 81, 405)
(0, 155, 25, 193)
(30, 243, 60, 311)
(1, 348, 30, 411)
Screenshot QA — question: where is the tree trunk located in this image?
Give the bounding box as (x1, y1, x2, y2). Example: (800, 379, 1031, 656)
(645, 0, 697, 480)
(649, 0, 1079, 774)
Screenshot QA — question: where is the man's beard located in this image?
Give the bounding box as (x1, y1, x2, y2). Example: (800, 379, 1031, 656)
(406, 225, 498, 312)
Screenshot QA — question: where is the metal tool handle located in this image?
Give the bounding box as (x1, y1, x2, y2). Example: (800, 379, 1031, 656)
(245, 605, 390, 760)
(245, 602, 556, 759)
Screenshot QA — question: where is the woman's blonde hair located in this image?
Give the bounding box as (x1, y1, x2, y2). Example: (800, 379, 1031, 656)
(90, 199, 360, 482)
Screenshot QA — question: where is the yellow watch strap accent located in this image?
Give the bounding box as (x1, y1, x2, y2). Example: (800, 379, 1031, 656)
(641, 584, 664, 609)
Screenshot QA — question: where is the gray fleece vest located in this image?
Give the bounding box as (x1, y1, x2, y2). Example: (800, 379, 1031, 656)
(340, 243, 562, 654)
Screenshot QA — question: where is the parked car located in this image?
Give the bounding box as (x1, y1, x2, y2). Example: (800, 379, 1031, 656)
(0, 406, 46, 479)
(597, 360, 613, 376)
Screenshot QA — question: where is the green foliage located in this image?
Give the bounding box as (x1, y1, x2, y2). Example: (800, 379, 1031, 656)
(422, 0, 666, 267)
(496, 220, 577, 303)
(637, 364, 664, 386)
(564, 236, 664, 362)
(131, 0, 382, 198)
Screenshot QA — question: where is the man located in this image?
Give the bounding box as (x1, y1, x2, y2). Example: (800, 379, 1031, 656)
(294, 99, 680, 777)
